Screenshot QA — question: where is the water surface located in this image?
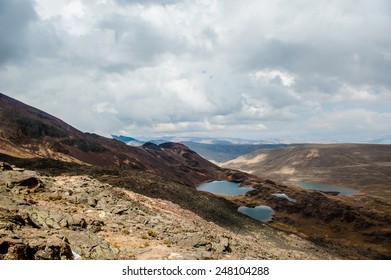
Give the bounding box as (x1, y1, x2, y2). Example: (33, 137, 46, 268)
(197, 180, 255, 196)
(238, 206, 274, 222)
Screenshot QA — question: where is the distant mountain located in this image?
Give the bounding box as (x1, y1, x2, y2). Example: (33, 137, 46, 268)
(123, 135, 273, 145)
(113, 135, 281, 162)
(0, 93, 224, 186)
(181, 141, 288, 162)
(222, 143, 391, 199)
(111, 135, 144, 146)
(369, 136, 391, 144)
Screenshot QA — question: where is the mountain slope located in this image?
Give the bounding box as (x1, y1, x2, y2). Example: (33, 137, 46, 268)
(0, 93, 223, 186)
(222, 144, 391, 199)
(181, 141, 288, 162)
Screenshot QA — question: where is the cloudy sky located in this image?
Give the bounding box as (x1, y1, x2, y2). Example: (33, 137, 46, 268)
(1, 0, 391, 142)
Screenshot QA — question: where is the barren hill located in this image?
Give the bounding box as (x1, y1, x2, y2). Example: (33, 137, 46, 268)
(0, 93, 224, 187)
(222, 144, 391, 200)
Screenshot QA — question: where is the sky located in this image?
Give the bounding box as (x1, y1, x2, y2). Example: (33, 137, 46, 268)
(1, 0, 391, 143)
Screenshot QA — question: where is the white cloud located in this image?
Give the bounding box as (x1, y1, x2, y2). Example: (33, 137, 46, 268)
(0, 0, 390, 141)
(310, 109, 391, 131)
(93, 102, 118, 114)
(253, 70, 296, 87)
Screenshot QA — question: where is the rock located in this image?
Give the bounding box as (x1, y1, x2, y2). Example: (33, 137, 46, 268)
(10, 177, 44, 194)
(112, 207, 129, 215)
(28, 210, 57, 229)
(64, 231, 119, 260)
(214, 237, 231, 253)
(87, 220, 104, 233)
(0, 208, 26, 229)
(0, 239, 34, 260)
(67, 215, 87, 230)
(0, 235, 73, 260)
(177, 233, 209, 248)
(29, 235, 73, 260)
(87, 197, 97, 207)
(0, 162, 13, 171)
(67, 193, 88, 205)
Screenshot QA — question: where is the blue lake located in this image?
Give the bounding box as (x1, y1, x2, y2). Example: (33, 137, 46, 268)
(272, 193, 297, 203)
(238, 206, 275, 222)
(290, 181, 357, 195)
(196, 180, 255, 196)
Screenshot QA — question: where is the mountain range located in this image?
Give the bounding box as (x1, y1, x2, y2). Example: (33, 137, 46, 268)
(112, 134, 287, 162)
(0, 92, 390, 260)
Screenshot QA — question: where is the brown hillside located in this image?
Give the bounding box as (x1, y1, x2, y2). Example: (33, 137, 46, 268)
(222, 144, 391, 200)
(0, 93, 223, 186)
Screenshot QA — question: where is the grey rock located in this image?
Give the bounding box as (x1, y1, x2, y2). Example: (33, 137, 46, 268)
(214, 237, 231, 253)
(177, 233, 209, 248)
(112, 207, 129, 215)
(0, 234, 73, 260)
(64, 231, 119, 260)
(88, 197, 98, 207)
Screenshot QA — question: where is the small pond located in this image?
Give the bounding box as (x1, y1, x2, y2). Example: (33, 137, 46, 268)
(272, 193, 297, 203)
(196, 180, 255, 196)
(290, 181, 357, 195)
(238, 205, 275, 222)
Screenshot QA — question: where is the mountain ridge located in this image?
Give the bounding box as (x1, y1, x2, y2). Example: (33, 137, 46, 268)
(0, 93, 224, 187)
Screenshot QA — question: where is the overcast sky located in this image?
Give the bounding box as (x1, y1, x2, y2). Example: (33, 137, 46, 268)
(1, 0, 391, 142)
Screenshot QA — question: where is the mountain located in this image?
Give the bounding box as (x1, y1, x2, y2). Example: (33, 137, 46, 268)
(138, 136, 272, 145)
(0, 93, 223, 187)
(111, 135, 144, 146)
(1, 93, 390, 259)
(112, 134, 284, 162)
(222, 143, 391, 200)
(369, 135, 391, 144)
(181, 141, 288, 162)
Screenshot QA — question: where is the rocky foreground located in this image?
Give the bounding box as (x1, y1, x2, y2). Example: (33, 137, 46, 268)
(0, 163, 335, 260)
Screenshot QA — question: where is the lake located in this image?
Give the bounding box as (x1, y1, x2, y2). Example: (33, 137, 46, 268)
(290, 181, 357, 195)
(196, 180, 255, 196)
(238, 205, 275, 222)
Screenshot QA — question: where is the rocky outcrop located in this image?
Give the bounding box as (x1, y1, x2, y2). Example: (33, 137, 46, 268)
(0, 166, 337, 260)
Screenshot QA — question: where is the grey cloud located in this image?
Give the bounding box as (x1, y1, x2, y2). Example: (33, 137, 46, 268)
(114, 0, 181, 6)
(0, 0, 37, 65)
(98, 15, 187, 71)
(0, 0, 390, 142)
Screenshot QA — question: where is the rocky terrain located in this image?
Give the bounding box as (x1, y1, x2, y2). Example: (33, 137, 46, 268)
(0, 163, 336, 260)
